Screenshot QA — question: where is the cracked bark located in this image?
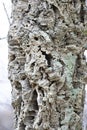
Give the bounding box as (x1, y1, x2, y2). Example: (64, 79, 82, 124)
(8, 0, 87, 130)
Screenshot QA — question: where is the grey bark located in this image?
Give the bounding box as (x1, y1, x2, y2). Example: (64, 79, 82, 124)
(8, 0, 87, 130)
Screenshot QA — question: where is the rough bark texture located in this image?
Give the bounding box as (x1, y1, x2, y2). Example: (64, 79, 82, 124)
(8, 0, 87, 130)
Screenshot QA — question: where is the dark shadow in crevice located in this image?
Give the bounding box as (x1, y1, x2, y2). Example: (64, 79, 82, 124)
(41, 51, 52, 67)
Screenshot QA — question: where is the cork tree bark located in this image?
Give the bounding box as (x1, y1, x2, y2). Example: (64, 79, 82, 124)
(8, 0, 87, 130)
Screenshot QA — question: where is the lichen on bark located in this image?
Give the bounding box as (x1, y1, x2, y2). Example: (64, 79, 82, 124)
(8, 0, 87, 130)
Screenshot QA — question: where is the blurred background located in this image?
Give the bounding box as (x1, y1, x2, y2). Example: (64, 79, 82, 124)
(0, 0, 14, 130)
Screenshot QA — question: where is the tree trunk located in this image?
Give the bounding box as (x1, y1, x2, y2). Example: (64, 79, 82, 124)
(8, 0, 87, 130)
